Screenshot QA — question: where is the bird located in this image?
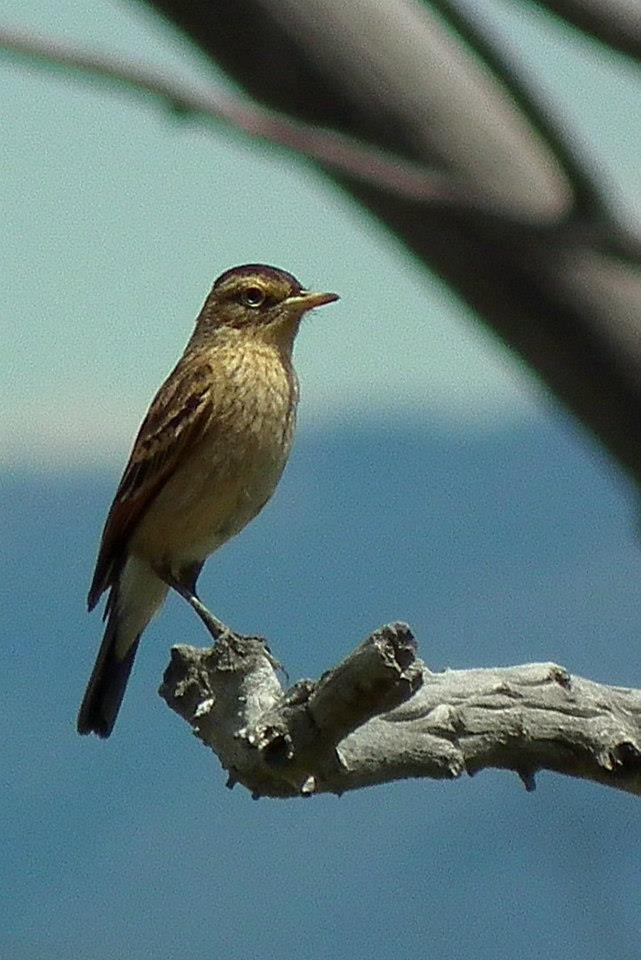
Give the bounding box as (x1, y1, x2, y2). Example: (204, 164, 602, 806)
(78, 263, 339, 738)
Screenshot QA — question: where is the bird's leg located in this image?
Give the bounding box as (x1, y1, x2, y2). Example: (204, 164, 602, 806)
(178, 589, 235, 642)
(155, 563, 235, 642)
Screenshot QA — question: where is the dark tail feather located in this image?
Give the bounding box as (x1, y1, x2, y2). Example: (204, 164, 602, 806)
(77, 604, 141, 738)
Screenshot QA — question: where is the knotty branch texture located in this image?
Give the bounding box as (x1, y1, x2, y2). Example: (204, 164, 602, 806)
(160, 623, 641, 798)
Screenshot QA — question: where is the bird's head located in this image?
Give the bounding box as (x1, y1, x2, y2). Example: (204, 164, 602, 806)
(193, 264, 338, 349)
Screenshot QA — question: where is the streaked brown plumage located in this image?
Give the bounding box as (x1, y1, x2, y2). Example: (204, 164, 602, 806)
(78, 264, 338, 738)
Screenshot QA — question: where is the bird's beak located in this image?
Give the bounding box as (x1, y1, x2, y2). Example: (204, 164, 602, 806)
(286, 290, 340, 310)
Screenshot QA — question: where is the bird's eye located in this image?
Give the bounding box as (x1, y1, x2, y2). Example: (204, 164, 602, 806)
(242, 286, 266, 308)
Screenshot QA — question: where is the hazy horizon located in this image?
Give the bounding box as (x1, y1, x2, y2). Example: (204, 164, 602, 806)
(2, 418, 640, 960)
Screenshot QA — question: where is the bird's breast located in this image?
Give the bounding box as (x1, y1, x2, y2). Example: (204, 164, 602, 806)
(131, 340, 298, 565)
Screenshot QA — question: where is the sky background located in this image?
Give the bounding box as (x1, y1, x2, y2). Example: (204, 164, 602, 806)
(3, 0, 641, 466)
(2, 2, 640, 959)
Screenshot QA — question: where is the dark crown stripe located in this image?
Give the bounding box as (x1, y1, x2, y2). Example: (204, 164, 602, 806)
(213, 263, 303, 293)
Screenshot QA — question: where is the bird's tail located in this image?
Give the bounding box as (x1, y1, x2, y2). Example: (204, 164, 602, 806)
(78, 558, 168, 737)
(77, 603, 140, 738)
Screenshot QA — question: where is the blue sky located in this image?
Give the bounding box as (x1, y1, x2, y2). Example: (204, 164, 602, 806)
(2, 3, 641, 960)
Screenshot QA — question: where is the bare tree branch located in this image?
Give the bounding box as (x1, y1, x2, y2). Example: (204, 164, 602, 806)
(0, 26, 513, 216)
(5, 9, 641, 485)
(137, 0, 641, 489)
(535, 0, 641, 62)
(160, 622, 641, 799)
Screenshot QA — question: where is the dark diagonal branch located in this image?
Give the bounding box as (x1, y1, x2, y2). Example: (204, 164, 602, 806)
(160, 622, 641, 799)
(535, 0, 641, 62)
(136, 0, 641, 490)
(0, 27, 516, 217)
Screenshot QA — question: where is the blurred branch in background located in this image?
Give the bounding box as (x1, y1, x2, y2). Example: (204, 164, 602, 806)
(3, 1, 640, 486)
(0, 26, 550, 213)
(537, 0, 641, 61)
(138, 0, 641, 489)
(161, 623, 641, 799)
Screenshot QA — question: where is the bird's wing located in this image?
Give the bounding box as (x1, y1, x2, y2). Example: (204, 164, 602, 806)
(87, 356, 214, 610)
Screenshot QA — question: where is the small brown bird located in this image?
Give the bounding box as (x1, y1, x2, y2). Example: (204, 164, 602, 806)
(78, 264, 338, 737)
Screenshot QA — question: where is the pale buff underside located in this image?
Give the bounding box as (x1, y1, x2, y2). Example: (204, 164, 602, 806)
(115, 335, 298, 656)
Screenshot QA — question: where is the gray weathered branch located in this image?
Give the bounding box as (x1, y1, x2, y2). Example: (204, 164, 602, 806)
(159, 622, 641, 798)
